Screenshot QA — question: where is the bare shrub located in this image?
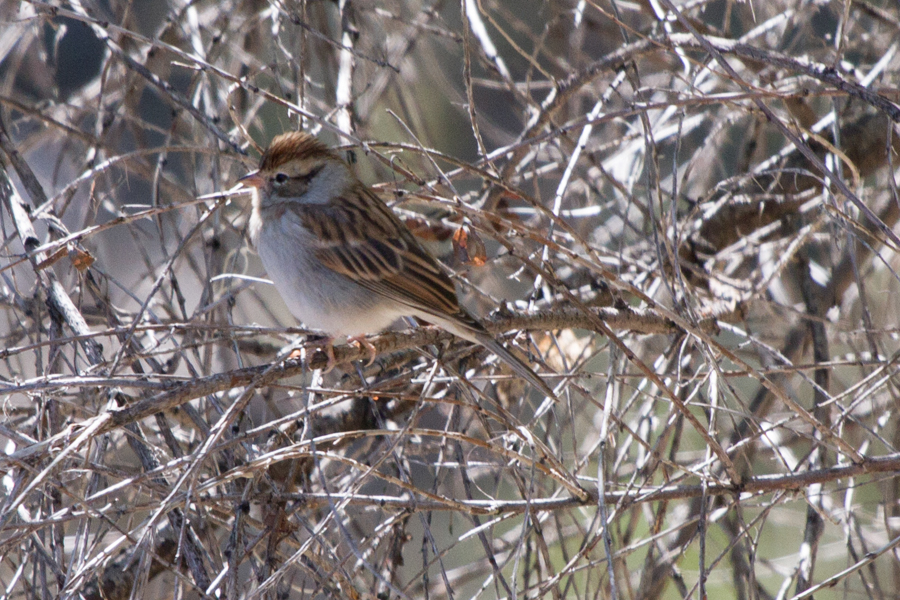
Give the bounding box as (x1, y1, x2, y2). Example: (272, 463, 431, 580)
(2, 1, 900, 598)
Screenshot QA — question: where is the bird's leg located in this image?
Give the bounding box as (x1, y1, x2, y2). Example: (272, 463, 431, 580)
(288, 335, 336, 372)
(348, 335, 378, 366)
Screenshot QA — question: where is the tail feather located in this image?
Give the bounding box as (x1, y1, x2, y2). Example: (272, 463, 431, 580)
(472, 331, 557, 400)
(423, 310, 557, 399)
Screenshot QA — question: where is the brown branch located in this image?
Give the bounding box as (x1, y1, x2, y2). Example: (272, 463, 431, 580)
(94, 304, 716, 432)
(235, 452, 900, 514)
(0, 120, 104, 365)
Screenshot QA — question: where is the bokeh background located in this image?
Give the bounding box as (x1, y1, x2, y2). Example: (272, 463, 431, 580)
(2, 0, 900, 598)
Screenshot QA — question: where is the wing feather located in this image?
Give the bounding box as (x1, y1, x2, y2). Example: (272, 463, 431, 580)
(292, 186, 461, 318)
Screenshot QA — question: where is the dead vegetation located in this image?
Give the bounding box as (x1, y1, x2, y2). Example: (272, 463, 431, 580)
(2, 1, 900, 598)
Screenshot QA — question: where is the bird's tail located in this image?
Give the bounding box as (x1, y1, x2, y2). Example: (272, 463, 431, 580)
(471, 330, 557, 400)
(426, 310, 557, 400)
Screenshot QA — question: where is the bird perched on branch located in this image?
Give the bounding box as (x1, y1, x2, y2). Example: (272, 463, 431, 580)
(240, 131, 554, 398)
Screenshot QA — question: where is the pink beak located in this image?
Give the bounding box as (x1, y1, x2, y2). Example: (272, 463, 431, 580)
(239, 171, 264, 188)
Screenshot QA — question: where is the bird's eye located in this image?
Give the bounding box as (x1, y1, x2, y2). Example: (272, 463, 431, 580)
(274, 173, 289, 184)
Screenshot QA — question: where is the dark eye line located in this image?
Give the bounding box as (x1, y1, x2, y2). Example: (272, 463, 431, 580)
(302, 165, 324, 182)
(273, 165, 324, 185)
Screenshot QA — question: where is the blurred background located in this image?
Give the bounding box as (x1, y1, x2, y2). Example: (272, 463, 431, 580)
(2, 0, 900, 598)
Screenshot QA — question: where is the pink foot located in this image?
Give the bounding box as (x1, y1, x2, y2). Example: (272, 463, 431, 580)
(348, 335, 378, 366)
(288, 337, 336, 372)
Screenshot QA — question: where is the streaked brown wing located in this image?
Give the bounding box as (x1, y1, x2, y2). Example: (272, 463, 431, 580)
(294, 187, 461, 318)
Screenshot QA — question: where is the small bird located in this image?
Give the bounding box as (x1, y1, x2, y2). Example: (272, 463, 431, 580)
(240, 131, 554, 398)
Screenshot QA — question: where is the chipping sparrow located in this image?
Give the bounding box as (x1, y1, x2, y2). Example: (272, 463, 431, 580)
(240, 131, 553, 397)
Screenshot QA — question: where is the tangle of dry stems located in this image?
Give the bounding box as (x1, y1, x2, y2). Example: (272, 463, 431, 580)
(2, 1, 900, 599)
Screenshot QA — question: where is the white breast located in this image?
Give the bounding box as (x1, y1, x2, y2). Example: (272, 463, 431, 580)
(254, 209, 405, 337)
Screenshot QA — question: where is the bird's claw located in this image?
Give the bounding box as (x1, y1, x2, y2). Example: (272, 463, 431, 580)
(288, 337, 336, 372)
(348, 335, 378, 366)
